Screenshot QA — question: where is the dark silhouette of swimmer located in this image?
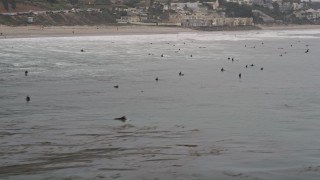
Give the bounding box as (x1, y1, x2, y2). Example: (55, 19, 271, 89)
(239, 73, 241, 79)
(81, 49, 84, 52)
(26, 96, 30, 102)
(114, 85, 119, 88)
(250, 64, 254, 67)
(155, 77, 158, 81)
(245, 65, 248, 68)
(190, 54, 193, 57)
(261, 67, 263, 71)
(228, 57, 230, 60)
(161, 54, 164, 57)
(179, 72, 183, 76)
(305, 49, 309, 53)
(114, 116, 127, 122)
(232, 58, 234, 62)
(221, 68, 224, 72)
(25, 70, 28, 76)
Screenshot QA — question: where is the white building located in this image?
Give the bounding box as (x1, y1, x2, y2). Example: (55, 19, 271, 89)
(170, 2, 202, 11)
(294, 9, 320, 20)
(305, 8, 320, 19)
(225, 0, 253, 5)
(203, 0, 220, 10)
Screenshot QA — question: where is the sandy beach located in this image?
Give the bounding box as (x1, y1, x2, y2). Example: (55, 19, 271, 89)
(1, 24, 320, 39)
(0, 25, 198, 39)
(257, 24, 320, 30)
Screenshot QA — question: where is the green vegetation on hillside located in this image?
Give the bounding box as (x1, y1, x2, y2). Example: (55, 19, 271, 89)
(0, 10, 116, 25)
(223, 2, 253, 17)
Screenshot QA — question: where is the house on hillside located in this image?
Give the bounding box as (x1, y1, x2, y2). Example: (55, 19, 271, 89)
(294, 8, 320, 20)
(292, 2, 303, 11)
(182, 17, 253, 27)
(225, 0, 253, 5)
(170, 2, 202, 11)
(305, 8, 320, 20)
(203, 0, 219, 10)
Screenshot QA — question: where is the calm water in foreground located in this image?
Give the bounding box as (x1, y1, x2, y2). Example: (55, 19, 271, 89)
(1, 30, 320, 180)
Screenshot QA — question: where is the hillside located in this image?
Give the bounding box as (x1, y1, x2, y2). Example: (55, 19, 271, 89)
(0, 10, 116, 25)
(0, 2, 49, 13)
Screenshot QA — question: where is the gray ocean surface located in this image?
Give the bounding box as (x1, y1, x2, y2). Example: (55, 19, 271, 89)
(1, 30, 320, 180)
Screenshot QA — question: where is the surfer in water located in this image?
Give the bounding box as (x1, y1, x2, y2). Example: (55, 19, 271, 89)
(114, 116, 127, 122)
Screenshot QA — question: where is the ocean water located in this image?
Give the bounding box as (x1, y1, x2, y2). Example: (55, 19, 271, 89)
(1, 29, 320, 179)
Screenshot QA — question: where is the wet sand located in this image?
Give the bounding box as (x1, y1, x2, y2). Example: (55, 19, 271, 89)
(257, 24, 320, 30)
(0, 25, 198, 39)
(0, 24, 320, 39)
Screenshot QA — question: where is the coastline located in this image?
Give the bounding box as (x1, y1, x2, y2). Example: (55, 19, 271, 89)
(257, 24, 320, 30)
(1, 22, 320, 180)
(1, 24, 320, 39)
(0, 25, 198, 39)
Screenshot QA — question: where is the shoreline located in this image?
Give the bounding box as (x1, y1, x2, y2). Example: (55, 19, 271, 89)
(257, 24, 320, 30)
(1, 24, 320, 39)
(0, 25, 198, 39)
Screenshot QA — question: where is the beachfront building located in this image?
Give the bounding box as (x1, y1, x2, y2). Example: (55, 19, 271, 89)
(181, 19, 212, 27)
(182, 17, 254, 27)
(116, 15, 140, 23)
(168, 12, 183, 23)
(293, 9, 320, 20)
(304, 9, 320, 20)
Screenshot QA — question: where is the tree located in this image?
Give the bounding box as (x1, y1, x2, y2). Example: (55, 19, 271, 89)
(96, 0, 111, 5)
(11, 0, 17, 9)
(119, 10, 127, 16)
(124, 0, 141, 7)
(2, 0, 9, 11)
(224, 3, 253, 17)
(272, 2, 280, 15)
(47, 0, 58, 4)
(218, 0, 226, 6)
(69, 0, 79, 5)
